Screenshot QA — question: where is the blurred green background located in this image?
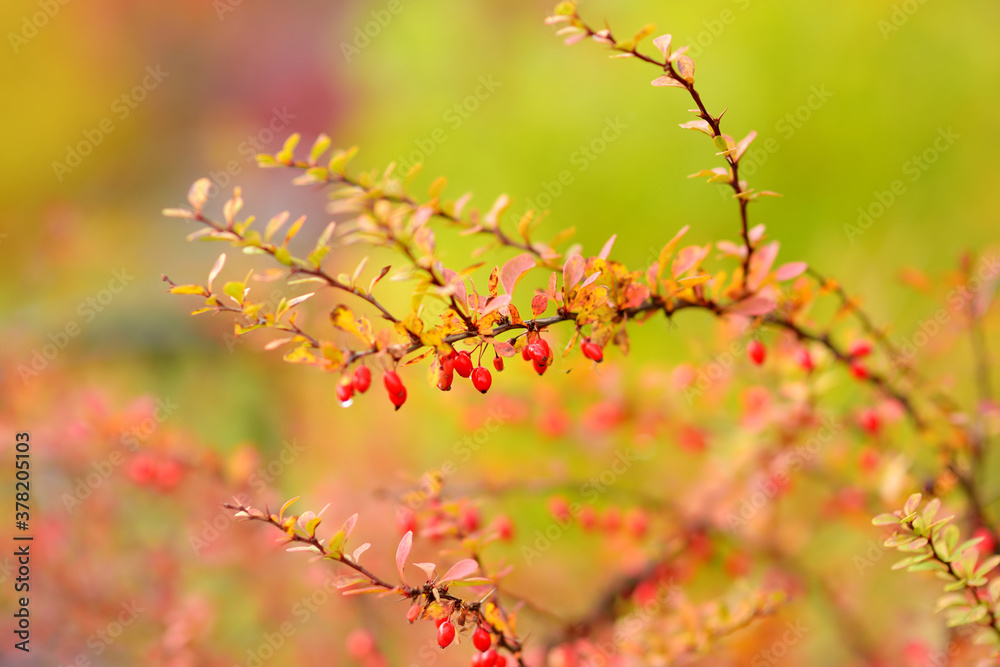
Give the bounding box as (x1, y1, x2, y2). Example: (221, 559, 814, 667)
(2, 0, 998, 664)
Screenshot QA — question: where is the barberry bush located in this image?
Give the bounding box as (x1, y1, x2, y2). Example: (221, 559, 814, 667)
(159, 2, 1000, 664)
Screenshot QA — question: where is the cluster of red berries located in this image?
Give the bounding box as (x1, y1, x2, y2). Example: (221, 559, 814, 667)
(128, 454, 184, 491)
(338, 334, 606, 410)
(746, 338, 872, 379)
(436, 620, 506, 666)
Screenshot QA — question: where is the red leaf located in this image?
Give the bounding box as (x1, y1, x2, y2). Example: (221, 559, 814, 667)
(500, 253, 535, 296)
(563, 254, 585, 292)
(531, 294, 549, 317)
(726, 297, 776, 316)
(624, 283, 651, 309)
(396, 531, 412, 586)
(774, 262, 807, 282)
(598, 234, 617, 260)
(439, 559, 479, 585)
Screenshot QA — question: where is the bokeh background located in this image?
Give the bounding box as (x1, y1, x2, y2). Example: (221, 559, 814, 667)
(1, 0, 999, 664)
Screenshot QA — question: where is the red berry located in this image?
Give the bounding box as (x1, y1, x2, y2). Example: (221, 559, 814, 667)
(397, 508, 418, 536)
(521, 346, 532, 361)
(438, 356, 455, 391)
(460, 505, 480, 534)
(849, 339, 873, 358)
(352, 366, 372, 393)
(858, 408, 880, 435)
(795, 348, 814, 372)
(495, 654, 507, 667)
(128, 455, 157, 485)
(435, 616, 448, 628)
(454, 352, 474, 378)
(747, 339, 766, 365)
(481, 648, 498, 667)
(527, 340, 549, 365)
(337, 381, 354, 405)
(437, 620, 456, 648)
(155, 459, 184, 491)
(346, 629, 376, 659)
(532, 358, 547, 376)
(548, 496, 571, 522)
(389, 386, 407, 410)
(625, 508, 649, 538)
(581, 340, 604, 363)
(493, 356, 504, 372)
(473, 626, 492, 652)
(472, 366, 492, 394)
(384, 371, 404, 394)
(974, 527, 996, 555)
(850, 361, 869, 380)
(493, 515, 515, 541)
(471, 654, 484, 667)
(579, 505, 598, 531)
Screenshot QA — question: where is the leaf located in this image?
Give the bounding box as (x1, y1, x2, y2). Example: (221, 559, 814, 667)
(482, 295, 512, 316)
(872, 513, 901, 526)
(341, 513, 359, 539)
(188, 178, 211, 211)
(396, 531, 413, 586)
(598, 234, 617, 260)
(651, 75, 686, 89)
(904, 493, 923, 516)
(726, 297, 777, 317)
(657, 226, 690, 283)
(734, 131, 757, 162)
(531, 294, 549, 317)
(623, 283, 651, 309)
(284, 292, 315, 310)
(652, 34, 672, 59)
(309, 133, 332, 165)
(352, 543, 371, 563)
(679, 120, 713, 136)
(276, 133, 300, 164)
(500, 253, 536, 295)
(439, 559, 479, 585)
(774, 262, 808, 282)
(412, 562, 437, 580)
(369, 265, 391, 293)
(563, 254, 585, 293)
(493, 340, 516, 357)
(169, 284, 208, 296)
(265, 212, 290, 243)
(676, 55, 695, 82)
(279, 497, 300, 520)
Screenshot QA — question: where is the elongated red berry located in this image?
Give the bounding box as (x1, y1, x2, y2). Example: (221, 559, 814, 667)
(532, 358, 547, 376)
(389, 386, 407, 410)
(494, 655, 506, 667)
(384, 371, 404, 394)
(521, 346, 532, 361)
(527, 341, 549, 365)
(437, 620, 456, 648)
(849, 339, 873, 358)
(473, 626, 492, 652)
(435, 616, 448, 628)
(493, 356, 504, 372)
(747, 339, 766, 366)
(336, 381, 354, 405)
(472, 366, 492, 394)
(352, 366, 372, 393)
(471, 653, 484, 667)
(581, 340, 604, 363)
(858, 408, 880, 435)
(437, 355, 455, 391)
(454, 351, 474, 378)
(850, 361, 869, 380)
(481, 648, 498, 667)
(795, 348, 814, 372)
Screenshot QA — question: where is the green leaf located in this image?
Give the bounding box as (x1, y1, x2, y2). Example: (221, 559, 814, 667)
(276, 133, 301, 165)
(309, 133, 332, 165)
(872, 513, 900, 526)
(223, 281, 245, 304)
